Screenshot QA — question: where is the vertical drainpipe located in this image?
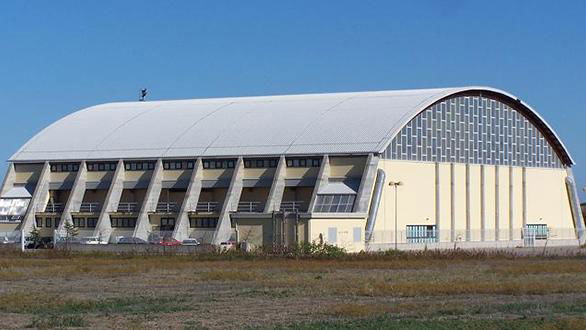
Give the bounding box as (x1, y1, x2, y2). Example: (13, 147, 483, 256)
(565, 167, 585, 244)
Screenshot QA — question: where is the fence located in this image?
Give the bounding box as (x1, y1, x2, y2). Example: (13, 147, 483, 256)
(367, 227, 582, 250)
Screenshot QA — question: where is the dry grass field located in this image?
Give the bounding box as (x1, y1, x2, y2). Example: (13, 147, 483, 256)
(1, 247, 586, 329)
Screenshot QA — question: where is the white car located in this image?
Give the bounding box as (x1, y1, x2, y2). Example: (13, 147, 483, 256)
(79, 237, 108, 245)
(182, 238, 200, 246)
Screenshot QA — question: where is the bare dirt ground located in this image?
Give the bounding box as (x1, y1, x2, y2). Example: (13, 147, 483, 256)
(1, 247, 586, 329)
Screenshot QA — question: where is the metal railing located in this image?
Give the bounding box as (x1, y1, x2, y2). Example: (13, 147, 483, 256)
(44, 203, 64, 213)
(237, 201, 263, 213)
(79, 202, 101, 213)
(156, 202, 179, 213)
(195, 202, 219, 213)
(280, 201, 305, 212)
(366, 228, 582, 250)
(117, 202, 140, 213)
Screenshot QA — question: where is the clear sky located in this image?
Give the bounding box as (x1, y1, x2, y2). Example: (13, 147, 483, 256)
(0, 1, 585, 199)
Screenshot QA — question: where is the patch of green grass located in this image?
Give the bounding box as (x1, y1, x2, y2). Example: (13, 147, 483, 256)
(29, 314, 86, 329)
(271, 316, 586, 330)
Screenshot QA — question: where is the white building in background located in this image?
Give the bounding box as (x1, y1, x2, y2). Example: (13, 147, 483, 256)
(0, 86, 584, 251)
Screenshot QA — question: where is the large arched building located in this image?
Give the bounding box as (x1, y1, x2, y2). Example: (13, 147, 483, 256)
(0, 87, 584, 250)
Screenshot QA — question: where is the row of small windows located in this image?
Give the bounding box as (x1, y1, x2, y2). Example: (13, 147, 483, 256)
(382, 95, 564, 168)
(125, 161, 156, 171)
(87, 162, 117, 172)
(286, 158, 321, 168)
(244, 159, 278, 168)
(203, 159, 236, 169)
(163, 160, 195, 170)
(36, 217, 59, 228)
(313, 194, 356, 213)
(48, 157, 323, 173)
(111, 217, 137, 228)
(189, 217, 218, 228)
(50, 163, 79, 172)
(72, 217, 98, 228)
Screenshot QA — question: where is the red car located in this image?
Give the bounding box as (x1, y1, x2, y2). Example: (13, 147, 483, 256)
(155, 238, 182, 246)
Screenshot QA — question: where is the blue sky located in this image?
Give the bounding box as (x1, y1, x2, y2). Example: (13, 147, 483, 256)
(0, 1, 585, 199)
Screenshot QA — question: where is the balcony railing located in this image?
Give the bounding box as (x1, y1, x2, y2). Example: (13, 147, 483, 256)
(44, 203, 64, 213)
(237, 201, 263, 213)
(117, 202, 140, 213)
(280, 201, 305, 212)
(156, 202, 179, 213)
(195, 202, 219, 213)
(79, 202, 101, 213)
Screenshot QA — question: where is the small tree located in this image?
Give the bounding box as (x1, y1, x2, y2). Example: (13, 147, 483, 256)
(29, 227, 42, 249)
(63, 221, 79, 251)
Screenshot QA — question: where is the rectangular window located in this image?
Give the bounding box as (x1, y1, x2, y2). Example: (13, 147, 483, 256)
(243, 158, 279, 168)
(35, 217, 42, 227)
(526, 224, 548, 240)
(87, 162, 117, 172)
(50, 163, 80, 172)
(313, 194, 356, 213)
(406, 225, 437, 243)
(86, 218, 98, 228)
(353, 227, 362, 242)
(73, 217, 85, 228)
(328, 227, 337, 243)
(111, 217, 137, 228)
(45, 218, 52, 228)
(202, 159, 236, 169)
(286, 158, 322, 168)
(125, 161, 155, 171)
(54, 218, 60, 228)
(189, 217, 218, 228)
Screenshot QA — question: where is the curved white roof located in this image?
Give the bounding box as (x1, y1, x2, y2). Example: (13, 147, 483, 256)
(10, 86, 574, 165)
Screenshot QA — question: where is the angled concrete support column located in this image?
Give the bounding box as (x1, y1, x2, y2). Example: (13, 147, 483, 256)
(212, 157, 244, 245)
(565, 168, 585, 244)
(94, 160, 125, 241)
(264, 156, 287, 213)
(173, 158, 203, 241)
(133, 159, 163, 240)
(308, 155, 330, 212)
(20, 162, 51, 235)
(354, 154, 379, 213)
(58, 162, 87, 233)
(0, 163, 16, 196)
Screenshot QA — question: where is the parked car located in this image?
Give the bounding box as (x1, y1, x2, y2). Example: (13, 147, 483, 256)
(153, 238, 181, 246)
(1, 236, 17, 245)
(79, 237, 108, 245)
(219, 240, 236, 251)
(116, 237, 147, 244)
(182, 238, 200, 246)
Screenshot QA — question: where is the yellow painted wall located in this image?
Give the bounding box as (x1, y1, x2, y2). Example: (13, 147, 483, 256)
(438, 163, 451, 241)
(285, 167, 319, 179)
(14, 164, 42, 184)
(453, 164, 466, 238)
(526, 168, 574, 236)
(498, 167, 510, 240)
(163, 170, 192, 182)
(87, 171, 114, 182)
(309, 218, 366, 252)
(202, 169, 233, 181)
(511, 167, 524, 240)
(469, 165, 482, 241)
(374, 160, 436, 241)
(484, 166, 496, 241)
(329, 156, 366, 178)
(243, 168, 276, 180)
(124, 171, 152, 182)
(50, 172, 77, 183)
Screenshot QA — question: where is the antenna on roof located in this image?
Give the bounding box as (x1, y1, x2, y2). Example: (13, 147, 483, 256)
(139, 88, 148, 102)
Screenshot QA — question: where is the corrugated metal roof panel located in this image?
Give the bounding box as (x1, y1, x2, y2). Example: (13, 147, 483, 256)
(9, 87, 573, 165)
